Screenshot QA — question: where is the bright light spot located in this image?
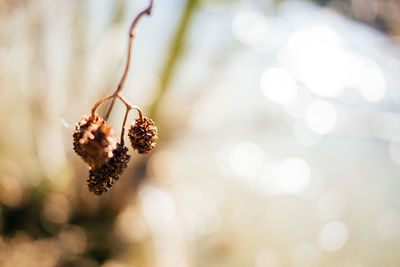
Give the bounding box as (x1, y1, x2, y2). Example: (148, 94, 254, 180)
(317, 190, 346, 221)
(319, 221, 349, 251)
(276, 158, 311, 194)
(305, 100, 337, 135)
(139, 187, 187, 267)
(260, 67, 298, 105)
(286, 25, 348, 98)
(139, 187, 176, 228)
(182, 202, 221, 237)
(255, 249, 283, 267)
(259, 158, 311, 195)
(115, 206, 148, 242)
(290, 243, 320, 267)
(388, 135, 400, 165)
(229, 142, 264, 179)
(232, 9, 269, 46)
(377, 209, 400, 239)
(288, 26, 343, 54)
(286, 28, 386, 102)
(293, 120, 321, 146)
(179, 189, 222, 239)
(354, 56, 386, 102)
(284, 88, 312, 119)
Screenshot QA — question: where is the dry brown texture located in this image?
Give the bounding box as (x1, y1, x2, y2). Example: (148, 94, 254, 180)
(73, 115, 117, 169)
(128, 117, 158, 154)
(87, 143, 131, 195)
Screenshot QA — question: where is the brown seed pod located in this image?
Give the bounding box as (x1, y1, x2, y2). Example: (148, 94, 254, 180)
(87, 143, 131, 195)
(73, 114, 117, 169)
(128, 117, 158, 154)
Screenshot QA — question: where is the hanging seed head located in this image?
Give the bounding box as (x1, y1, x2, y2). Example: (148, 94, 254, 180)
(128, 117, 158, 154)
(87, 143, 131, 195)
(73, 114, 117, 169)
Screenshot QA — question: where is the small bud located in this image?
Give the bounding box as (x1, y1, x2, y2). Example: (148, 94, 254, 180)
(87, 143, 131, 195)
(128, 117, 158, 154)
(73, 115, 117, 169)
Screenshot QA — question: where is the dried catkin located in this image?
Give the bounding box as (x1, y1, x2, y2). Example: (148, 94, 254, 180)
(87, 144, 131, 195)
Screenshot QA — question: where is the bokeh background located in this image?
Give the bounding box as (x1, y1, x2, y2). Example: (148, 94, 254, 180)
(1, 0, 400, 266)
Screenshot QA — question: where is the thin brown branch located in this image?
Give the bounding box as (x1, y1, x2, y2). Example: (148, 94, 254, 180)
(120, 106, 131, 145)
(91, 94, 115, 117)
(118, 93, 143, 121)
(104, 0, 154, 121)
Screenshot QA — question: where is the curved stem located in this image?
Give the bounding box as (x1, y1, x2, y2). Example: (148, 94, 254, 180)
(118, 93, 143, 121)
(120, 106, 131, 145)
(104, 0, 154, 121)
(119, 94, 145, 144)
(91, 94, 115, 117)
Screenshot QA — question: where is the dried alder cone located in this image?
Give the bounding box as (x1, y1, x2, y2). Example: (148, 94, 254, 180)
(73, 115, 117, 169)
(128, 117, 158, 154)
(72, 0, 157, 195)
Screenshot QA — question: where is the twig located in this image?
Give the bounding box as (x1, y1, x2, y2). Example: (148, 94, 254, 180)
(120, 106, 131, 145)
(103, 0, 154, 121)
(91, 94, 114, 117)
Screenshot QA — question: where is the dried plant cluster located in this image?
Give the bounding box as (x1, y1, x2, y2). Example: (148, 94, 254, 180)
(72, 0, 157, 195)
